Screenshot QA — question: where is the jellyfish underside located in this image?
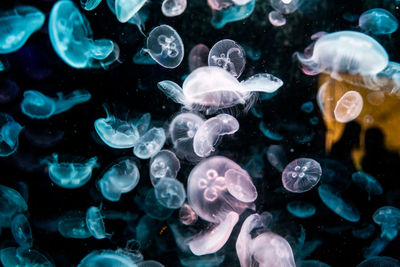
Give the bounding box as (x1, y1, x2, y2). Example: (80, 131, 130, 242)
(86, 207, 110, 239)
(282, 158, 322, 193)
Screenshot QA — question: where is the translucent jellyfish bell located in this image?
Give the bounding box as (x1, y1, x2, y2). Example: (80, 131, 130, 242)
(58, 212, 92, 239)
(268, 11, 286, 27)
(86, 206, 110, 239)
(0, 185, 28, 228)
(0, 6, 45, 54)
(208, 39, 246, 78)
(0, 247, 54, 267)
(78, 249, 137, 266)
(0, 113, 23, 157)
(282, 158, 322, 193)
(188, 44, 210, 72)
(11, 214, 33, 249)
(179, 203, 198, 225)
(81, 0, 103, 11)
(133, 127, 166, 159)
(270, 0, 300, 14)
(161, 0, 187, 17)
(241, 73, 284, 93)
(286, 201, 316, 218)
(359, 8, 398, 35)
(154, 177, 186, 209)
(351, 172, 383, 199)
(373, 206, 400, 240)
(146, 25, 184, 69)
(334, 91, 363, 123)
(149, 150, 180, 186)
(115, 0, 147, 23)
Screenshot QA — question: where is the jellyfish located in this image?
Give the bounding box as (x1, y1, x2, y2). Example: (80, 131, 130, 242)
(352, 172, 383, 200)
(0, 185, 28, 229)
(137, 260, 165, 267)
(0, 247, 54, 267)
(58, 212, 92, 239)
(106, 0, 148, 35)
(49, 0, 119, 69)
(318, 184, 360, 222)
(43, 154, 99, 189)
(373, 206, 400, 240)
(270, 0, 300, 14)
(143, 189, 174, 220)
(301, 101, 314, 113)
(208, 39, 246, 78)
(78, 249, 137, 266)
(193, 114, 239, 157)
(86, 206, 110, 239)
(179, 252, 225, 267)
(81, 0, 103, 10)
(260, 122, 284, 141)
(11, 214, 33, 249)
(363, 237, 391, 258)
(296, 31, 389, 79)
(352, 224, 376, 239)
(21, 90, 91, 119)
(150, 150, 180, 186)
(359, 8, 398, 35)
(0, 113, 23, 157)
(241, 73, 284, 93)
(133, 127, 166, 159)
(0, 6, 45, 54)
(286, 201, 316, 218)
(242, 44, 261, 61)
(236, 213, 296, 267)
(154, 177, 186, 209)
(282, 158, 322, 193)
(187, 156, 257, 255)
(188, 44, 210, 72)
(357, 256, 400, 267)
(334, 90, 363, 123)
(98, 158, 140, 202)
(161, 0, 187, 17)
(211, 0, 255, 29)
(133, 48, 157, 65)
(179, 203, 198, 225)
(115, 0, 147, 23)
(207, 0, 232, 11)
(0, 79, 19, 104)
(268, 11, 286, 27)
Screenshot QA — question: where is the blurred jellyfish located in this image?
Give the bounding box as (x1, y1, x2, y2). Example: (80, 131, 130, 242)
(143, 189, 174, 220)
(352, 172, 383, 200)
(21, 90, 91, 120)
(150, 150, 180, 186)
(357, 256, 400, 267)
(363, 237, 391, 258)
(282, 158, 322, 193)
(58, 212, 92, 239)
(106, 0, 148, 35)
(98, 158, 140, 202)
(86, 206, 110, 239)
(0, 247, 54, 267)
(43, 154, 99, 189)
(301, 101, 314, 113)
(179, 252, 225, 267)
(242, 44, 261, 61)
(134, 127, 166, 159)
(241, 73, 284, 93)
(137, 260, 165, 267)
(189, 44, 209, 72)
(133, 48, 157, 65)
(11, 214, 33, 248)
(24, 126, 64, 148)
(211, 0, 255, 29)
(359, 8, 398, 35)
(0, 113, 22, 157)
(154, 177, 186, 209)
(161, 0, 187, 17)
(0, 6, 45, 54)
(49, 0, 119, 69)
(207, 0, 232, 10)
(81, 0, 103, 10)
(236, 212, 296, 267)
(287, 201, 316, 218)
(115, 0, 147, 23)
(78, 249, 137, 266)
(270, 0, 300, 14)
(373, 206, 400, 240)
(352, 224, 376, 239)
(179, 203, 197, 225)
(0, 79, 19, 104)
(193, 114, 239, 157)
(296, 31, 389, 78)
(268, 11, 286, 27)
(0, 185, 28, 228)
(208, 39, 246, 78)
(334, 91, 363, 123)
(145, 25, 184, 69)
(318, 184, 360, 222)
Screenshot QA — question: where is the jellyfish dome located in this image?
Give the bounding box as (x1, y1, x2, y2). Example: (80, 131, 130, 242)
(150, 150, 180, 186)
(115, 0, 147, 23)
(0, 185, 28, 228)
(154, 177, 186, 209)
(351, 172, 383, 197)
(0, 113, 23, 157)
(0, 247, 54, 267)
(11, 214, 33, 249)
(58, 212, 92, 239)
(270, 0, 300, 14)
(179, 203, 198, 225)
(286, 201, 316, 218)
(78, 249, 137, 266)
(268, 11, 286, 27)
(359, 8, 398, 35)
(188, 44, 210, 71)
(161, 0, 187, 17)
(20, 91, 56, 119)
(373, 206, 400, 240)
(282, 158, 322, 193)
(146, 25, 184, 69)
(133, 127, 166, 159)
(334, 91, 363, 123)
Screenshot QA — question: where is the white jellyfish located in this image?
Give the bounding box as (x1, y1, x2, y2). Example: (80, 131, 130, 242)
(161, 0, 187, 17)
(334, 91, 363, 123)
(149, 150, 180, 186)
(268, 11, 286, 27)
(133, 127, 166, 159)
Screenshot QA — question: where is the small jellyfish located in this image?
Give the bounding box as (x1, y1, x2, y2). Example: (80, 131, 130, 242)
(106, 0, 148, 34)
(154, 177, 186, 209)
(115, 0, 147, 23)
(211, 0, 255, 29)
(318, 184, 360, 222)
(242, 44, 261, 61)
(58, 212, 92, 239)
(81, 0, 103, 10)
(0, 113, 23, 157)
(86, 206, 110, 239)
(0, 79, 19, 104)
(150, 150, 180, 186)
(21, 90, 91, 119)
(352, 172, 383, 199)
(241, 73, 284, 93)
(146, 25, 184, 69)
(161, 0, 187, 17)
(24, 126, 64, 148)
(179, 203, 198, 225)
(188, 44, 210, 72)
(11, 214, 33, 249)
(143, 189, 174, 220)
(193, 114, 239, 157)
(359, 8, 398, 35)
(0, 247, 54, 267)
(98, 158, 140, 202)
(373, 206, 400, 240)
(208, 39, 246, 78)
(287, 201, 316, 218)
(282, 158, 322, 193)
(334, 90, 363, 123)
(357, 256, 400, 267)
(78, 249, 137, 266)
(133, 127, 166, 159)
(0, 6, 45, 54)
(43, 154, 99, 189)
(270, 0, 300, 14)
(268, 11, 286, 27)
(301, 101, 314, 113)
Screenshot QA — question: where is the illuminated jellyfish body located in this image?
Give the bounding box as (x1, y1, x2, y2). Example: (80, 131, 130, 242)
(352, 172, 382, 199)
(187, 156, 257, 255)
(11, 214, 33, 248)
(373, 206, 400, 240)
(297, 31, 389, 78)
(43, 154, 99, 189)
(179, 203, 198, 225)
(211, 0, 255, 29)
(154, 177, 186, 209)
(359, 8, 398, 35)
(268, 11, 286, 27)
(318, 184, 360, 222)
(150, 150, 180, 186)
(168, 112, 205, 161)
(58, 212, 92, 239)
(146, 25, 184, 69)
(86, 206, 110, 239)
(208, 39, 246, 78)
(357, 256, 400, 267)
(0, 6, 45, 54)
(270, 0, 300, 14)
(106, 0, 148, 35)
(143, 189, 174, 220)
(78, 249, 137, 266)
(115, 0, 147, 23)
(282, 158, 322, 193)
(49, 0, 119, 69)
(334, 91, 363, 123)
(98, 158, 140, 202)
(286, 201, 316, 218)
(162, 0, 187, 17)
(241, 73, 283, 93)
(189, 44, 209, 72)
(236, 213, 296, 267)
(0, 185, 28, 228)
(0, 113, 23, 157)
(0, 247, 54, 267)
(81, 0, 103, 10)
(193, 114, 239, 157)
(133, 127, 166, 159)
(21, 90, 91, 120)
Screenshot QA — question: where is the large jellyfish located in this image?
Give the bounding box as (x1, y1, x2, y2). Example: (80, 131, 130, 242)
(359, 8, 398, 35)
(270, 0, 300, 14)
(49, 0, 119, 69)
(78, 249, 138, 266)
(351, 172, 383, 200)
(187, 156, 257, 255)
(282, 158, 322, 193)
(161, 0, 187, 17)
(236, 212, 296, 267)
(211, 0, 255, 29)
(372, 206, 400, 240)
(154, 177, 186, 209)
(133, 127, 166, 159)
(0, 185, 28, 229)
(286, 201, 316, 218)
(21, 90, 91, 119)
(150, 150, 180, 186)
(0, 113, 23, 157)
(334, 91, 363, 123)
(0, 6, 45, 54)
(115, 0, 147, 23)
(98, 157, 140, 201)
(188, 44, 210, 72)
(86, 206, 110, 239)
(11, 214, 33, 249)
(145, 25, 184, 69)
(0, 247, 54, 267)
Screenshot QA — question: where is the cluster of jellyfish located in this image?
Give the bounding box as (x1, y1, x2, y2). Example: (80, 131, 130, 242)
(0, 0, 399, 266)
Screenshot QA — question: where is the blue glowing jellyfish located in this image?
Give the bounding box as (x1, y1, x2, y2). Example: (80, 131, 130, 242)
(81, 0, 103, 10)
(259, 121, 284, 141)
(373, 206, 400, 240)
(21, 90, 91, 119)
(150, 150, 180, 186)
(86, 206, 110, 239)
(98, 157, 140, 202)
(115, 0, 147, 23)
(0, 113, 22, 157)
(11, 214, 33, 248)
(133, 127, 166, 159)
(282, 158, 322, 193)
(0, 247, 54, 267)
(318, 184, 360, 222)
(106, 0, 148, 35)
(144, 189, 174, 220)
(0, 79, 19, 104)
(363, 237, 391, 259)
(43, 154, 99, 189)
(352, 172, 383, 200)
(0, 6, 45, 54)
(287, 201, 316, 218)
(352, 224, 376, 239)
(0, 185, 28, 229)
(154, 177, 186, 209)
(49, 0, 119, 69)
(301, 101, 314, 113)
(78, 249, 137, 266)
(358, 256, 400, 267)
(58, 212, 92, 239)
(211, 0, 255, 29)
(359, 8, 398, 35)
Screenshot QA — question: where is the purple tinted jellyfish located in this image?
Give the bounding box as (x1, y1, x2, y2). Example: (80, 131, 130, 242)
(207, 0, 232, 11)
(270, 0, 300, 14)
(188, 44, 210, 72)
(208, 39, 246, 78)
(179, 203, 198, 225)
(268, 11, 286, 27)
(149, 150, 180, 186)
(161, 0, 187, 17)
(282, 158, 322, 193)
